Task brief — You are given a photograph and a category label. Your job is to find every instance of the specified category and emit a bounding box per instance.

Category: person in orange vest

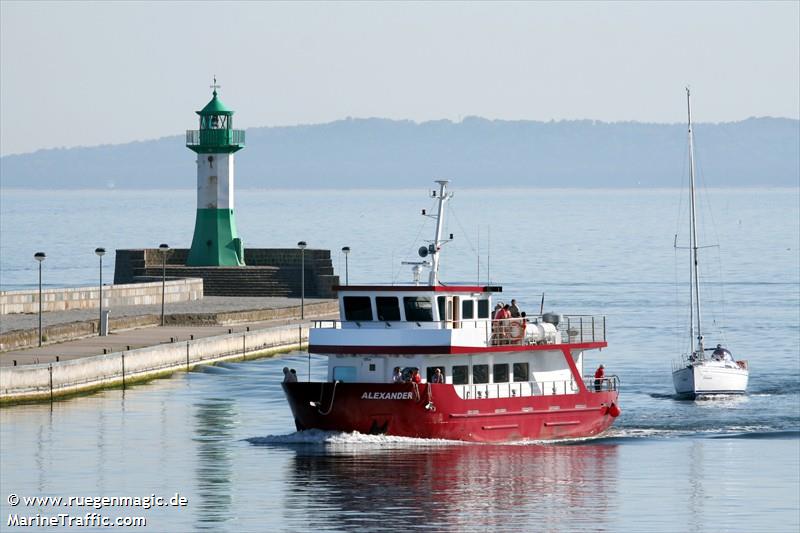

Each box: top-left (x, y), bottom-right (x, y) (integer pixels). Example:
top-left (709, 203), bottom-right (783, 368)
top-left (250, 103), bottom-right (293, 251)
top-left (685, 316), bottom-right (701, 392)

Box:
top-left (411, 368), bottom-right (422, 384)
top-left (594, 364), bottom-right (605, 392)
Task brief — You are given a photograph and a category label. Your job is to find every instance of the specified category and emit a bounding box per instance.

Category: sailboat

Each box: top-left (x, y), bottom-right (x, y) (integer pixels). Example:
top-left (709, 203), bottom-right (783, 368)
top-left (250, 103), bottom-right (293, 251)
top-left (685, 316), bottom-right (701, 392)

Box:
top-left (671, 88), bottom-right (749, 398)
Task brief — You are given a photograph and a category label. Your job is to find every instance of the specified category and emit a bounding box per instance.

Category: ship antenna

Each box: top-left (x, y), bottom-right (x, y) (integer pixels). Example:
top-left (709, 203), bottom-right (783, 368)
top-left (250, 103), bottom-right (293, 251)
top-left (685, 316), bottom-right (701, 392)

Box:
top-left (428, 180), bottom-right (453, 285)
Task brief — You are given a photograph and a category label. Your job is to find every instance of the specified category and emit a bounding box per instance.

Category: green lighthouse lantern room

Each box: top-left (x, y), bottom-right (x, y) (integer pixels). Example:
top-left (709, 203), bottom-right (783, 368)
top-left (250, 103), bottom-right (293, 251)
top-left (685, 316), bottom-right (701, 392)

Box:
top-left (186, 81), bottom-right (246, 266)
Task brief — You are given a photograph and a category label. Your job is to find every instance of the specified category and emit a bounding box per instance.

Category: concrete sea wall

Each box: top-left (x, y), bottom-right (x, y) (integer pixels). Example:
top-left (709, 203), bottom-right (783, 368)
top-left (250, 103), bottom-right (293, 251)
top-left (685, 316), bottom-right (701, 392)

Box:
top-left (0, 323), bottom-right (310, 404)
top-left (0, 278), bottom-right (203, 315)
top-left (114, 248), bottom-right (339, 298)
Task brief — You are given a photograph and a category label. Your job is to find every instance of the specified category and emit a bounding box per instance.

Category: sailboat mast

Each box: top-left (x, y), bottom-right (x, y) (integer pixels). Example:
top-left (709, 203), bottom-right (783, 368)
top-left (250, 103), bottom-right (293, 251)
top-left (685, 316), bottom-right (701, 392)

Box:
top-left (686, 88), bottom-right (704, 355)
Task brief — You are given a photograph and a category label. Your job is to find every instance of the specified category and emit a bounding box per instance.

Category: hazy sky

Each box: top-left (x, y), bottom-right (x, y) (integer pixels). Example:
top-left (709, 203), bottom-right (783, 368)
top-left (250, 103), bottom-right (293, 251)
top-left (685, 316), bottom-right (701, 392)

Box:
top-left (1, 1), bottom-right (798, 156)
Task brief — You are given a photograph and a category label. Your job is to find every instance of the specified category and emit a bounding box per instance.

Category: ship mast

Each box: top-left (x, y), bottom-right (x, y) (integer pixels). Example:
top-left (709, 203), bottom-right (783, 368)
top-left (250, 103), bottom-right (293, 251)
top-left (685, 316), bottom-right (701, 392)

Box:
top-left (429, 180), bottom-right (453, 285)
top-left (686, 88), bottom-right (704, 356)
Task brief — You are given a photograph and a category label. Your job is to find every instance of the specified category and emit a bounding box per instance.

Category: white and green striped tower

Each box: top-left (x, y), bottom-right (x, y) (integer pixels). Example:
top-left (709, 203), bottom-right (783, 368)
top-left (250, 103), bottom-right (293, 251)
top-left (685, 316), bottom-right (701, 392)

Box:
top-left (185, 80), bottom-right (246, 266)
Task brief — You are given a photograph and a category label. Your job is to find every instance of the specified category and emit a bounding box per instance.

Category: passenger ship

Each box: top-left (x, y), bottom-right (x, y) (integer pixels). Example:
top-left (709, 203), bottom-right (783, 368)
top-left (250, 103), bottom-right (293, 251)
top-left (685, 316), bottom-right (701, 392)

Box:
top-left (283, 181), bottom-right (620, 442)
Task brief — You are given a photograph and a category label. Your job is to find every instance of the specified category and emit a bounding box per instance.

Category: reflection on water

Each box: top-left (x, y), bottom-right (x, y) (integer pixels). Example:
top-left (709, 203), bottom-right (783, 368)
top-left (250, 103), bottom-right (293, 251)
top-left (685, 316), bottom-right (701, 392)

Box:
top-left (263, 442), bottom-right (619, 531)
top-left (687, 440), bottom-right (706, 532)
top-left (193, 398), bottom-right (237, 530)
top-left (1, 356), bottom-right (797, 532)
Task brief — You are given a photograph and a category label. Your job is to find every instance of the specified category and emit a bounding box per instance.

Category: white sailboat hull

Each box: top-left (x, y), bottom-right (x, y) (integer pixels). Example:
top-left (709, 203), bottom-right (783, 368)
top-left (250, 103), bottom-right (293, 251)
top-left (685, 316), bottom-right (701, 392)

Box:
top-left (672, 362), bottom-right (749, 397)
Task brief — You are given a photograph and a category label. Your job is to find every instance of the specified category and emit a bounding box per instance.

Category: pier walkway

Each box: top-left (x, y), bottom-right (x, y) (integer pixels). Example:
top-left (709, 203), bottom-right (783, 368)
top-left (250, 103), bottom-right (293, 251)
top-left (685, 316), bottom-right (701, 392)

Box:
top-left (1, 296), bottom-right (337, 367)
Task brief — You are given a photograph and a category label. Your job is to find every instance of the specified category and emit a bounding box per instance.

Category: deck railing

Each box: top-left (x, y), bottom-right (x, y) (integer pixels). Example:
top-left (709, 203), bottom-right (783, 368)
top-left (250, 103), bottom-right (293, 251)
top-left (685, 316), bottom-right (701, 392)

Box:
top-left (311, 315), bottom-right (606, 346)
top-left (453, 375), bottom-right (619, 400)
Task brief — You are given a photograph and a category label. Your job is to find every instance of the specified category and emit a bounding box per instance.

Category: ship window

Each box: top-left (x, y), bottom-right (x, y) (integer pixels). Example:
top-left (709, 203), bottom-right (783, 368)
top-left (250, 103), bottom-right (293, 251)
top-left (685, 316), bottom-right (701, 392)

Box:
top-left (477, 299), bottom-right (490, 319)
top-left (473, 364), bottom-right (489, 384)
top-left (376, 297), bottom-right (401, 321)
top-left (437, 296), bottom-right (446, 321)
top-left (462, 300), bottom-right (474, 319)
top-left (493, 363), bottom-right (509, 383)
top-left (513, 362), bottom-right (530, 382)
top-left (369, 364), bottom-right (376, 371)
top-left (333, 366), bottom-right (357, 382)
top-left (403, 297), bottom-right (433, 322)
top-left (343, 296), bottom-right (373, 321)
top-left (452, 365), bottom-right (468, 385)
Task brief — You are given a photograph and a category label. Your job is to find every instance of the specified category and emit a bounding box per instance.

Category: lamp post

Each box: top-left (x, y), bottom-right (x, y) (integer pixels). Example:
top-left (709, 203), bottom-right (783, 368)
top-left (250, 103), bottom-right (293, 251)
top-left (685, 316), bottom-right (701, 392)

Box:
top-left (297, 241), bottom-right (307, 320)
top-left (341, 246), bottom-right (350, 285)
top-left (159, 244), bottom-right (169, 326)
top-left (95, 247), bottom-right (106, 336)
top-left (34, 252), bottom-right (46, 346)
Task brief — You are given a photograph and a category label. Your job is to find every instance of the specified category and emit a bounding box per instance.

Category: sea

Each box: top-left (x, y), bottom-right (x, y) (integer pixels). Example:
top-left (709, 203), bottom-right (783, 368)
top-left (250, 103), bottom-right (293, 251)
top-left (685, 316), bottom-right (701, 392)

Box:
top-left (1, 187), bottom-right (799, 532)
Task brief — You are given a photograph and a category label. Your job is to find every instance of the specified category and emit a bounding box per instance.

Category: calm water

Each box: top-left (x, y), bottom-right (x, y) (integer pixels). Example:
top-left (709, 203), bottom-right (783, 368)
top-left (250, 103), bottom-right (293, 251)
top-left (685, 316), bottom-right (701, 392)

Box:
top-left (1, 188), bottom-right (799, 531)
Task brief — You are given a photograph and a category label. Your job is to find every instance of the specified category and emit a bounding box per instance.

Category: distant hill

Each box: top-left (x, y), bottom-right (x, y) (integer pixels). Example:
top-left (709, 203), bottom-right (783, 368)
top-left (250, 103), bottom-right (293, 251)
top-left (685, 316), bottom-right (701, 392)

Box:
top-left (1, 117), bottom-right (798, 188)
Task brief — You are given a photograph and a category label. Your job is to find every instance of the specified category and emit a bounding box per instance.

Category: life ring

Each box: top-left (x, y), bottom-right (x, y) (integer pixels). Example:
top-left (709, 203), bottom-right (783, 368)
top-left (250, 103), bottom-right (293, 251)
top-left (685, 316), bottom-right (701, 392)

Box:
top-left (509, 321), bottom-right (526, 342)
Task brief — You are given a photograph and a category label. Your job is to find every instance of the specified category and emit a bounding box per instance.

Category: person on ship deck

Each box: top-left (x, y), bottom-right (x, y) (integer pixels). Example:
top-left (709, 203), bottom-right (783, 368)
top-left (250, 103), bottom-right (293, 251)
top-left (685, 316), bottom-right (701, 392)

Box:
top-left (392, 367), bottom-right (403, 383)
top-left (411, 368), bottom-right (422, 384)
top-left (594, 364), bottom-right (605, 392)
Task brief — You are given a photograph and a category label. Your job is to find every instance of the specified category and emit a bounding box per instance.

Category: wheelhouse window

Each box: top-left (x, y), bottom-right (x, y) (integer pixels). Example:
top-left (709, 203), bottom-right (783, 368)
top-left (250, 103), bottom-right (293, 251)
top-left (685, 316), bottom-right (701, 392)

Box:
top-left (452, 365), bottom-right (469, 385)
top-left (462, 300), bottom-right (474, 320)
top-left (343, 296), bottom-right (373, 321)
top-left (403, 296), bottom-right (433, 322)
top-left (477, 299), bottom-right (490, 319)
top-left (493, 363), bottom-right (509, 383)
top-left (513, 362), bottom-right (530, 382)
top-left (473, 364), bottom-right (489, 384)
top-left (375, 297), bottom-right (401, 321)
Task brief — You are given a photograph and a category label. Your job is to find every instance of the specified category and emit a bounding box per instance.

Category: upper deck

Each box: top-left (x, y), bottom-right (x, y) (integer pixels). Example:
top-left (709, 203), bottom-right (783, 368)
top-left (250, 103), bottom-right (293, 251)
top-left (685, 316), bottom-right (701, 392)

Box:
top-left (309, 285), bottom-right (607, 354)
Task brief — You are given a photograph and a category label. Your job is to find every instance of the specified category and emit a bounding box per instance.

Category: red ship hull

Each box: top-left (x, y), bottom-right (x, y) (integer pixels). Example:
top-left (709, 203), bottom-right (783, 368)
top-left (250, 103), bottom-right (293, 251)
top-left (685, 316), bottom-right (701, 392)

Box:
top-left (283, 382), bottom-right (619, 442)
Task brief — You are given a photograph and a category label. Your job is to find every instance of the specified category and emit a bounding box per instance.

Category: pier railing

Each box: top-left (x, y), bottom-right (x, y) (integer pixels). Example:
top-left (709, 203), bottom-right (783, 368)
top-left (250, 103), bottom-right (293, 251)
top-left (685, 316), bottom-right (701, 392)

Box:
top-left (453, 375), bottom-right (619, 400)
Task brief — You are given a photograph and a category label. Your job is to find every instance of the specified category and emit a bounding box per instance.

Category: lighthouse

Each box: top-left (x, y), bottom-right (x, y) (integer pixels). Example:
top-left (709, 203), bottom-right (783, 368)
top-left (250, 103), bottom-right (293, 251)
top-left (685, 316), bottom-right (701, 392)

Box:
top-left (185, 80), bottom-right (246, 266)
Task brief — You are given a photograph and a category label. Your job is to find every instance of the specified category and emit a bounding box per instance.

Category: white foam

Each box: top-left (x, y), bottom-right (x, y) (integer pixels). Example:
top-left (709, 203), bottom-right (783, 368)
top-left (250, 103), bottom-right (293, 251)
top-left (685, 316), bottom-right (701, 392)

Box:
top-left (248, 430), bottom-right (465, 448)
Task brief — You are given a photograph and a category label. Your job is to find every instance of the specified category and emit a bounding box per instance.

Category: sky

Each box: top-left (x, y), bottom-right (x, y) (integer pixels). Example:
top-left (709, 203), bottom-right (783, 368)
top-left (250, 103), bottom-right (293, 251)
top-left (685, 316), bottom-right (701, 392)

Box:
top-left (1, 1), bottom-right (798, 156)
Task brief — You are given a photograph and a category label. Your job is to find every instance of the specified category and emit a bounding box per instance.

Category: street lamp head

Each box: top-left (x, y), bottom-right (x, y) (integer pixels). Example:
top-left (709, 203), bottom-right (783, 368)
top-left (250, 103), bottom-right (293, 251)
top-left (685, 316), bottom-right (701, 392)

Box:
top-left (342, 246), bottom-right (350, 255)
top-left (297, 241), bottom-right (307, 250)
top-left (159, 243), bottom-right (170, 251)
top-left (34, 252), bottom-right (46, 262)
top-left (95, 247), bottom-right (106, 257)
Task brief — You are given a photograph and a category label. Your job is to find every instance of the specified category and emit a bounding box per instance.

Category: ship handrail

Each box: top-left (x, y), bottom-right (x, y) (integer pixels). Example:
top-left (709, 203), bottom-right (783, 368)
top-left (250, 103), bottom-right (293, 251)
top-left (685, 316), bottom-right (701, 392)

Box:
top-left (453, 375), bottom-right (619, 400)
top-left (312, 314), bottom-right (607, 345)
